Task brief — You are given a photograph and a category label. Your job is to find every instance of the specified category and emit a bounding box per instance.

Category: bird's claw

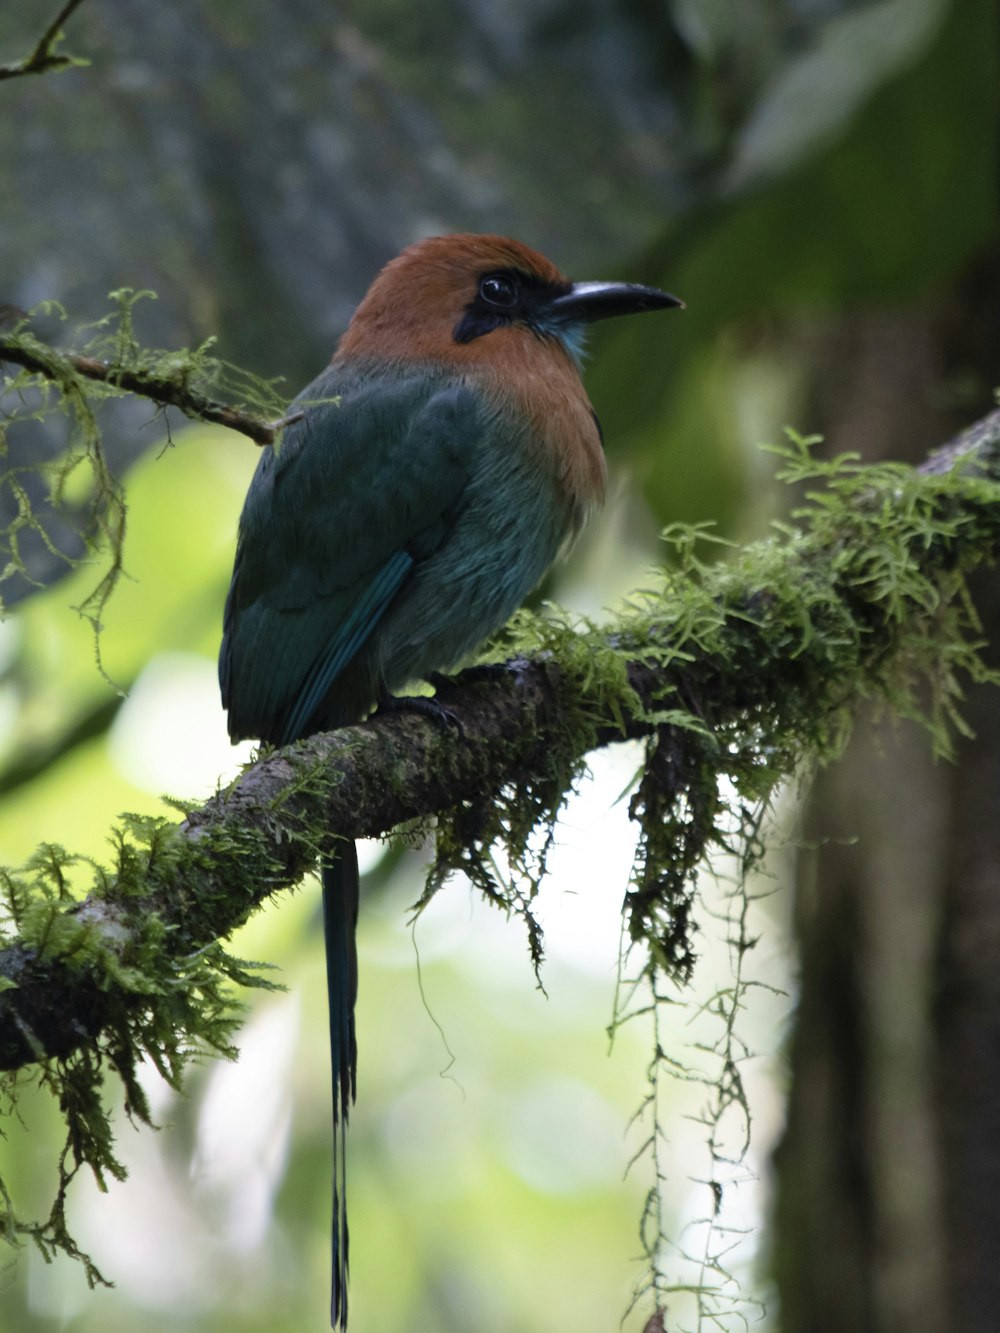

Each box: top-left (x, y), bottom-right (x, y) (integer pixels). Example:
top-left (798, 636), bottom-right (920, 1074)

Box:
top-left (376, 690), bottom-right (464, 736)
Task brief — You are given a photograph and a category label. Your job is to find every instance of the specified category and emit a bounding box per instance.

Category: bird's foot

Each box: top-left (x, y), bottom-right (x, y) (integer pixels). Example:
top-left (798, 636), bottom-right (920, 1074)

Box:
top-left (376, 689), bottom-right (463, 735)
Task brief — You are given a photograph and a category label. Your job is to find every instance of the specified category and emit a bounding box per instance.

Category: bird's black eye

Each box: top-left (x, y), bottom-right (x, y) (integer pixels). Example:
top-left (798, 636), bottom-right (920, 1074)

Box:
top-left (478, 274), bottom-right (518, 307)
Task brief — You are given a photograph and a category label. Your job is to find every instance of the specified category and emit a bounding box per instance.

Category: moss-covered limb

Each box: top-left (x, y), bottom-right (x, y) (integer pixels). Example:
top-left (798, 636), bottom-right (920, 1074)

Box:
top-left (1, 416), bottom-right (999, 1292)
top-left (2, 288), bottom-right (303, 770)
top-left (0, 289), bottom-right (290, 648)
top-left (921, 405), bottom-right (1000, 475)
top-left (0, 661), bottom-right (609, 1072)
top-left (0, 0), bottom-right (90, 81)
top-left (0, 328), bottom-right (294, 446)
top-left (2, 419), bottom-right (1000, 1079)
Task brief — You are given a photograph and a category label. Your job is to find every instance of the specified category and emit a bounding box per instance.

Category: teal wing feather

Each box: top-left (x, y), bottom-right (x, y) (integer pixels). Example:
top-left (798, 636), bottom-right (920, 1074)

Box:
top-left (219, 366), bottom-right (480, 742)
top-left (278, 547), bottom-right (414, 746)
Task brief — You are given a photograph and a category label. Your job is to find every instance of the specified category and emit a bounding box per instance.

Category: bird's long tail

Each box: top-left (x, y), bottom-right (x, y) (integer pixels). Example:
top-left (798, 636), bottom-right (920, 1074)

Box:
top-left (322, 842), bottom-right (360, 1329)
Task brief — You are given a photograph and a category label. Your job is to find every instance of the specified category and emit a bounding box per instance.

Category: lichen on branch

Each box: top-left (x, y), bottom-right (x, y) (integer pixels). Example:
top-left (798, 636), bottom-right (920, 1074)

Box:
top-left (0, 291), bottom-right (292, 651)
top-left (0, 294), bottom-right (293, 445)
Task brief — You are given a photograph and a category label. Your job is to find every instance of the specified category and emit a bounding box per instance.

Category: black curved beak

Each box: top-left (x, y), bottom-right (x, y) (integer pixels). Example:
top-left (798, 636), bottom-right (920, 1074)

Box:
top-left (546, 280), bottom-right (684, 325)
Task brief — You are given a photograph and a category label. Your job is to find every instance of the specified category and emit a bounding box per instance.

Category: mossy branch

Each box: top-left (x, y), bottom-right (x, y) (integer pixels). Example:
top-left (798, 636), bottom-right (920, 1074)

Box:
top-left (1, 404), bottom-right (999, 1287)
top-left (0, 324), bottom-right (296, 446)
top-left (1, 406), bottom-right (999, 1078)
top-left (0, 291), bottom-right (293, 659)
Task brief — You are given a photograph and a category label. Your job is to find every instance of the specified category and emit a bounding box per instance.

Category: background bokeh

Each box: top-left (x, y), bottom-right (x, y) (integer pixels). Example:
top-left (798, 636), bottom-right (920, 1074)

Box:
top-left (1, 2), bottom-right (998, 1330)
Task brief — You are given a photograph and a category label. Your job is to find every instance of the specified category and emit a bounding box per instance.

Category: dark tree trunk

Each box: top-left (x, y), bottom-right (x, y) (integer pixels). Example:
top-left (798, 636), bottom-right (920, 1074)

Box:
top-left (773, 251), bottom-right (1000, 1331)
top-left (935, 561), bottom-right (1000, 1329)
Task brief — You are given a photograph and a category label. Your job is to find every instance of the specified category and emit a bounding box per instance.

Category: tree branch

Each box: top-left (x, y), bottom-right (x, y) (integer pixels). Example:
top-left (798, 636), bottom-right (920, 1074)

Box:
top-left (0, 333), bottom-right (299, 445)
top-left (0, 408), bottom-right (999, 1073)
top-left (0, 0), bottom-right (90, 81)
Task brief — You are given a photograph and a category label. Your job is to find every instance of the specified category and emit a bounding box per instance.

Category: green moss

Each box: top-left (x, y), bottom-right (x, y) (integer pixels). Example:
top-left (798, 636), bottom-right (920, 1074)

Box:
top-left (423, 435), bottom-right (1000, 1006)
top-left (419, 431), bottom-right (1000, 1321)
top-left (0, 291), bottom-right (288, 672)
top-left (0, 821), bottom-right (282, 1277)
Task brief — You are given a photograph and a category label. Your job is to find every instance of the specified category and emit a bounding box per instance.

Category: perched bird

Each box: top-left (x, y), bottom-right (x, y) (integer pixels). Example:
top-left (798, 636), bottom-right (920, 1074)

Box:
top-left (219, 234), bottom-right (681, 1327)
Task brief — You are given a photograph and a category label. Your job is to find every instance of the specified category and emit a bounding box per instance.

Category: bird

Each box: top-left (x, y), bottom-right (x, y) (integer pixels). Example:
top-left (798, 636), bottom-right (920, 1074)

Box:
top-left (218, 233), bottom-right (682, 1327)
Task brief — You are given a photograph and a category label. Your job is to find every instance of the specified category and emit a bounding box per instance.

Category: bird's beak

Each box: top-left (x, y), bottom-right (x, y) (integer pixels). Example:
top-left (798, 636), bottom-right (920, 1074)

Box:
top-left (546, 280), bottom-right (684, 325)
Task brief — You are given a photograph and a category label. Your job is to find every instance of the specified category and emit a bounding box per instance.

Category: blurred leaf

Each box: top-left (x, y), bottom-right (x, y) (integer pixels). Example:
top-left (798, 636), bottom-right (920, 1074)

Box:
top-left (588, 0), bottom-right (998, 529)
top-left (725, 0), bottom-right (949, 192)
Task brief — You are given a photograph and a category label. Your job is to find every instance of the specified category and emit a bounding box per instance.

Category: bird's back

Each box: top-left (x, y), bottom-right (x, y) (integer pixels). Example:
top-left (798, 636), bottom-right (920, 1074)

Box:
top-left (220, 356), bottom-right (590, 743)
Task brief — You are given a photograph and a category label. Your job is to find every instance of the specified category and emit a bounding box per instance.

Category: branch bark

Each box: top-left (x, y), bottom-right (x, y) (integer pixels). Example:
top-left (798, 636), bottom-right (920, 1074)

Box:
top-left (0, 658), bottom-right (645, 1071)
top-left (0, 407), bottom-right (999, 1073)
top-left (0, 334), bottom-right (298, 445)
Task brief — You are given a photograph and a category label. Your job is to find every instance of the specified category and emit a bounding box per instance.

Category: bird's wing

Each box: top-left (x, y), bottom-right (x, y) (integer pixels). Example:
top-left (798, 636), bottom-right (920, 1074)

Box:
top-left (220, 368), bottom-right (480, 742)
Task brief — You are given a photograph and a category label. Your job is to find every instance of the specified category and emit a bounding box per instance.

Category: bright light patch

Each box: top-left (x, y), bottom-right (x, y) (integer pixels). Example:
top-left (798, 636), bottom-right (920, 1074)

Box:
top-left (109, 651), bottom-right (254, 796)
top-left (192, 994), bottom-right (299, 1252)
top-left (502, 1074), bottom-right (623, 1193)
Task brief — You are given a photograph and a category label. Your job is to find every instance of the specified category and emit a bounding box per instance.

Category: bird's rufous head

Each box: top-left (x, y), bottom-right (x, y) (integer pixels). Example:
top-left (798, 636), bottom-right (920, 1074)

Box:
top-left (334, 234), bottom-right (681, 370)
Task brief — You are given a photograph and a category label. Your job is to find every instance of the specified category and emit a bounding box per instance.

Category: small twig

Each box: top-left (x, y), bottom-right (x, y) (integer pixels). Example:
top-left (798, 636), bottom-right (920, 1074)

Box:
top-left (0, 0), bottom-right (90, 81)
top-left (0, 337), bottom-right (290, 446)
